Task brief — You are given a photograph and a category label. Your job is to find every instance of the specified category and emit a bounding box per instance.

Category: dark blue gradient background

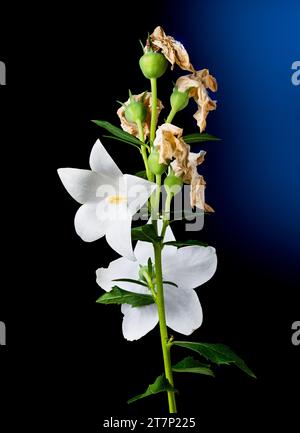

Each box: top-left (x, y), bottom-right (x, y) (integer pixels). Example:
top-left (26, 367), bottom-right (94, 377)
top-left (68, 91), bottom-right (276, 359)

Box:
top-left (168, 0), bottom-right (300, 276)
top-left (2, 2), bottom-right (298, 426)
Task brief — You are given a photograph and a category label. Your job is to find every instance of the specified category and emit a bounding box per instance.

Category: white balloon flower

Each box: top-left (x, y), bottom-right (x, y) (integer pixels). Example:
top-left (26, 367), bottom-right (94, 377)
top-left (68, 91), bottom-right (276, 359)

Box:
top-left (96, 223), bottom-right (217, 340)
top-left (58, 139), bottom-right (156, 260)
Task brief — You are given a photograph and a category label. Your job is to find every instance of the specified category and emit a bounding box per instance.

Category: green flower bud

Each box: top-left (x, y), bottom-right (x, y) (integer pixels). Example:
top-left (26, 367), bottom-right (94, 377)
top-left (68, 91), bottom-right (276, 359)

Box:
top-left (164, 174), bottom-right (183, 195)
top-left (148, 149), bottom-right (167, 175)
top-left (139, 52), bottom-right (168, 79)
top-left (124, 100), bottom-right (147, 124)
top-left (138, 265), bottom-right (149, 282)
top-left (170, 87), bottom-right (189, 113)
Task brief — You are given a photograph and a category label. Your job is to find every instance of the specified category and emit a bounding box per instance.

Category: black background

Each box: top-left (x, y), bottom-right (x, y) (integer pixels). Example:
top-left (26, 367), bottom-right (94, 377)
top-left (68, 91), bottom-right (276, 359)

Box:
top-left (1, 2), bottom-right (299, 432)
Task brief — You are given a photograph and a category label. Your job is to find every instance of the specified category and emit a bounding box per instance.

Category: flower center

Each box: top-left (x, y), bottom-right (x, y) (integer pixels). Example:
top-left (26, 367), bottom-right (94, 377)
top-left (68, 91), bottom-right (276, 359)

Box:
top-left (107, 195), bottom-right (127, 205)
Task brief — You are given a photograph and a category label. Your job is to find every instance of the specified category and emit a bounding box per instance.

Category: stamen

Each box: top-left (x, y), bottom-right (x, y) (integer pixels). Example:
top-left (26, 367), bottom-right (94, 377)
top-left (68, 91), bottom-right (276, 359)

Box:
top-left (107, 195), bottom-right (127, 205)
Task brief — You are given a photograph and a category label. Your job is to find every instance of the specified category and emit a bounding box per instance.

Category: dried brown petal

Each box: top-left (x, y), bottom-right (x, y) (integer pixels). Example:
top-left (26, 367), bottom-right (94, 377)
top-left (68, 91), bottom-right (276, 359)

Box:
top-left (176, 69), bottom-right (217, 132)
top-left (117, 92), bottom-right (163, 139)
top-left (172, 151), bottom-right (214, 211)
top-left (147, 26), bottom-right (194, 72)
top-left (190, 174), bottom-right (206, 209)
top-left (153, 123), bottom-right (190, 169)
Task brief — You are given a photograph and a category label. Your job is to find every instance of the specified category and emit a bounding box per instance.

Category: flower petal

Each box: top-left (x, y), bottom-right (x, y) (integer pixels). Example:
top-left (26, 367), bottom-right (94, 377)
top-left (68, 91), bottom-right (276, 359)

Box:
top-left (74, 202), bottom-right (108, 242)
top-left (124, 174), bottom-right (156, 216)
top-left (122, 304), bottom-right (158, 341)
top-left (134, 219), bottom-right (176, 265)
top-left (89, 139), bottom-right (123, 180)
top-left (96, 257), bottom-right (149, 294)
top-left (164, 285), bottom-right (203, 335)
top-left (163, 246), bottom-right (217, 290)
top-left (105, 214), bottom-right (135, 261)
top-left (57, 168), bottom-right (101, 204)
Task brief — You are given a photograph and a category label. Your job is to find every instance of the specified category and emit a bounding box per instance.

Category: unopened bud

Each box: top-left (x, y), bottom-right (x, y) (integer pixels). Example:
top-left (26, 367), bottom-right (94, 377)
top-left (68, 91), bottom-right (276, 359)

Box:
top-left (124, 91), bottom-right (147, 124)
top-left (139, 266), bottom-right (150, 282)
top-left (139, 52), bottom-right (168, 79)
top-left (148, 149), bottom-right (167, 175)
top-left (164, 173), bottom-right (183, 195)
top-left (170, 87), bottom-right (189, 113)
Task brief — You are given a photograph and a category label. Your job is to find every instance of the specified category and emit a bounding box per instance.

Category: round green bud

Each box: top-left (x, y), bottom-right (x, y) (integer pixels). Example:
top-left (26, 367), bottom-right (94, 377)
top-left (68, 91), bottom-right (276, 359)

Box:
top-left (148, 149), bottom-right (167, 175)
top-left (138, 266), bottom-right (149, 282)
top-left (139, 52), bottom-right (168, 79)
top-left (164, 174), bottom-right (183, 195)
top-left (170, 87), bottom-right (190, 112)
top-left (124, 100), bottom-right (147, 124)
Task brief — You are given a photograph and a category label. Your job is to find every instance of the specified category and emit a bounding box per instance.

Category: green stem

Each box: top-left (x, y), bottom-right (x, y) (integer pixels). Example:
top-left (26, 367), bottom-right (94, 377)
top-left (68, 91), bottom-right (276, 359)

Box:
top-left (150, 78), bottom-right (158, 145)
top-left (161, 192), bottom-right (173, 239)
top-left (166, 107), bottom-right (177, 124)
top-left (137, 119), bottom-right (153, 182)
top-left (154, 242), bottom-right (177, 413)
top-left (153, 174), bottom-right (161, 221)
top-left (152, 175), bottom-right (177, 413)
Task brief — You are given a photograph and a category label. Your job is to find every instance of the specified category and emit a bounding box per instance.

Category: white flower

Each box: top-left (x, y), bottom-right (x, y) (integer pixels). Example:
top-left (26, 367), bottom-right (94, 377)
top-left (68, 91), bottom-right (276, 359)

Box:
top-left (58, 139), bottom-right (156, 260)
top-left (96, 222), bottom-right (217, 340)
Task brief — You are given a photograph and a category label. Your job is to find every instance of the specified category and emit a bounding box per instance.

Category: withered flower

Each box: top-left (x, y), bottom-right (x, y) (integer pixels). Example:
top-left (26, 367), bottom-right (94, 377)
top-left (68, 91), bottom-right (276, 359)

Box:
top-left (176, 69), bottom-right (217, 132)
top-left (172, 151), bottom-right (214, 212)
top-left (146, 26), bottom-right (194, 72)
top-left (117, 92), bottom-right (163, 139)
top-left (153, 123), bottom-right (190, 170)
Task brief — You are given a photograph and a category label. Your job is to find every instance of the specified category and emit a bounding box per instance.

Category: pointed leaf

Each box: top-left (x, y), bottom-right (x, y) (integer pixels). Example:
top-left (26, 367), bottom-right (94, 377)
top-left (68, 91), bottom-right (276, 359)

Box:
top-left (164, 240), bottom-right (209, 248)
top-left (147, 257), bottom-right (153, 277)
top-left (172, 356), bottom-right (214, 377)
top-left (183, 133), bottom-right (221, 144)
top-left (127, 374), bottom-right (174, 404)
top-left (135, 170), bottom-right (148, 179)
top-left (112, 278), bottom-right (148, 287)
top-left (91, 120), bottom-right (143, 146)
top-left (172, 341), bottom-right (256, 378)
top-left (102, 134), bottom-right (141, 150)
top-left (162, 281), bottom-right (178, 288)
top-left (96, 286), bottom-right (154, 307)
top-left (131, 225), bottom-right (161, 243)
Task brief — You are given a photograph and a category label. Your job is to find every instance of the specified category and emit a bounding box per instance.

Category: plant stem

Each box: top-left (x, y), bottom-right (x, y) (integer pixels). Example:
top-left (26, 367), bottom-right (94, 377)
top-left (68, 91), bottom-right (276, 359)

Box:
top-left (149, 84), bottom-right (177, 412)
top-left (154, 241), bottom-right (177, 413)
top-left (153, 174), bottom-right (161, 220)
top-left (152, 175), bottom-right (177, 413)
top-left (137, 119), bottom-right (153, 182)
top-left (161, 192), bottom-right (173, 239)
top-left (150, 78), bottom-right (158, 145)
top-left (166, 107), bottom-right (177, 124)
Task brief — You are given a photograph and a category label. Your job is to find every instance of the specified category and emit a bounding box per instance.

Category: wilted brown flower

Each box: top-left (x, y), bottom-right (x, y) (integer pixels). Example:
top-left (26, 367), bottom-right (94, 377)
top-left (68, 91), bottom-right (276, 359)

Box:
top-left (172, 151), bottom-right (214, 212)
top-left (176, 69), bottom-right (217, 132)
top-left (117, 92), bottom-right (163, 139)
top-left (153, 123), bottom-right (190, 170)
top-left (146, 26), bottom-right (194, 72)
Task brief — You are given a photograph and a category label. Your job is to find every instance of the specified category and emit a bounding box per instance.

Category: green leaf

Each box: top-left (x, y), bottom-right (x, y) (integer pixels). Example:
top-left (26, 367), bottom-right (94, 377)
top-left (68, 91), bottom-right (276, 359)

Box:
top-left (102, 134), bottom-right (141, 150)
top-left (135, 170), bottom-right (148, 179)
top-left (112, 278), bottom-right (148, 287)
top-left (91, 120), bottom-right (143, 147)
top-left (96, 286), bottom-right (154, 307)
top-left (172, 356), bottom-right (215, 377)
top-left (172, 341), bottom-right (256, 378)
top-left (131, 225), bottom-right (162, 243)
top-left (162, 281), bottom-right (178, 288)
top-left (164, 240), bottom-right (209, 248)
top-left (147, 257), bottom-right (153, 277)
top-left (183, 133), bottom-right (221, 144)
top-left (127, 374), bottom-right (174, 404)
